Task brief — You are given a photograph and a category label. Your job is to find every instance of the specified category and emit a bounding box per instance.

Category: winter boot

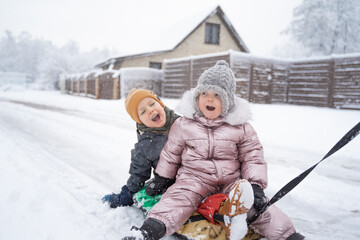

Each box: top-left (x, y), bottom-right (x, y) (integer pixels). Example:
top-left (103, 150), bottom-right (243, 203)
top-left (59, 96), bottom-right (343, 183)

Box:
top-left (286, 232), bottom-right (305, 240)
top-left (217, 179), bottom-right (254, 239)
top-left (122, 218), bottom-right (166, 240)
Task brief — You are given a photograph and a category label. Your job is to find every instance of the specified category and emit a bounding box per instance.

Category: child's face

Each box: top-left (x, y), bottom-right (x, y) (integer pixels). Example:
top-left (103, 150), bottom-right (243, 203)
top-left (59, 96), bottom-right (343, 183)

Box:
top-left (137, 97), bottom-right (166, 128)
top-left (198, 90), bottom-right (222, 119)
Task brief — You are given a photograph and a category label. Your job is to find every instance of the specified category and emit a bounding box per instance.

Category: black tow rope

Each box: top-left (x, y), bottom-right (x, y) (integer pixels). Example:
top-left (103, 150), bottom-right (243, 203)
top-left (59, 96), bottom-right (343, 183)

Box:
top-left (247, 121), bottom-right (360, 225)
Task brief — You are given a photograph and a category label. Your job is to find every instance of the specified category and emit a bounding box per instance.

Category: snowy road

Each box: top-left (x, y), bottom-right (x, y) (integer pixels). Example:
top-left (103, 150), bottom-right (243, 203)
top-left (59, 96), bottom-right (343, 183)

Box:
top-left (0, 90), bottom-right (359, 240)
top-left (0, 96), bottom-right (145, 240)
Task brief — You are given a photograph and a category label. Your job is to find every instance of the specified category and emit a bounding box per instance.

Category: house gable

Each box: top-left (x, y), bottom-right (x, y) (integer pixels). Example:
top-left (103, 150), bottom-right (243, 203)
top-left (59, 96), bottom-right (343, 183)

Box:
top-left (95, 6), bottom-right (249, 70)
top-left (172, 6), bottom-right (248, 53)
top-left (171, 13), bottom-right (243, 57)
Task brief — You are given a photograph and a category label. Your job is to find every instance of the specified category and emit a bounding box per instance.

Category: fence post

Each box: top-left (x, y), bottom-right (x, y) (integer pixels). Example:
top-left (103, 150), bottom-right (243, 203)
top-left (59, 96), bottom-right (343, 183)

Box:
top-left (85, 77), bottom-right (88, 97)
top-left (248, 64), bottom-right (254, 102)
top-left (285, 64), bottom-right (290, 103)
top-left (113, 77), bottom-right (120, 99)
top-left (95, 76), bottom-right (100, 99)
top-left (77, 80), bottom-right (80, 95)
top-left (119, 75), bottom-right (122, 99)
top-left (328, 59), bottom-right (335, 108)
top-left (188, 58), bottom-right (193, 90)
top-left (71, 80), bottom-right (74, 95)
top-left (267, 66), bottom-right (273, 104)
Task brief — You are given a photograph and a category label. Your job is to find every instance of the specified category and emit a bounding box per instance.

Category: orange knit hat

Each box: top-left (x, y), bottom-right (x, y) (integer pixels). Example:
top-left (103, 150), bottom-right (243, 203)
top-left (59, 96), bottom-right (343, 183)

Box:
top-left (125, 88), bottom-right (165, 124)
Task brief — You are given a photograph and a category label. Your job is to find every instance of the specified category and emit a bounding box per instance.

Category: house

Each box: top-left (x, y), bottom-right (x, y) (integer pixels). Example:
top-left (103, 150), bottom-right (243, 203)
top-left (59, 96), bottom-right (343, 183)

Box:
top-left (95, 6), bottom-right (249, 70)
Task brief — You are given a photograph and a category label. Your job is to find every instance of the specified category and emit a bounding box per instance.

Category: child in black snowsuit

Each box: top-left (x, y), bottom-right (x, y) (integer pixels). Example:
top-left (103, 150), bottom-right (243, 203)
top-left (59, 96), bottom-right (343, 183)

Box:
top-left (102, 89), bottom-right (179, 207)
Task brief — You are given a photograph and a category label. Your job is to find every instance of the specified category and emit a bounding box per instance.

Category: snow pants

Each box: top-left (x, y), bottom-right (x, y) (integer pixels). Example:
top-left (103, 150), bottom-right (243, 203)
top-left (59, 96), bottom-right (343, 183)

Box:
top-left (146, 172), bottom-right (296, 239)
top-left (249, 205), bottom-right (296, 240)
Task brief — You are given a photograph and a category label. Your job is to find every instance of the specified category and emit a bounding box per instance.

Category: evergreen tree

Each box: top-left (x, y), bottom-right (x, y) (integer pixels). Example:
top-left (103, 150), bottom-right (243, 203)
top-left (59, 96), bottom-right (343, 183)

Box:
top-left (285, 0), bottom-right (360, 56)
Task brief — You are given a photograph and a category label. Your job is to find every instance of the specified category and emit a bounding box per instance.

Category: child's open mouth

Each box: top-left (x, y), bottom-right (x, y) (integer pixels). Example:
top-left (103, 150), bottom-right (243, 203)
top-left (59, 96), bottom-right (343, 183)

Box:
top-left (151, 114), bottom-right (160, 122)
top-left (206, 106), bottom-right (215, 111)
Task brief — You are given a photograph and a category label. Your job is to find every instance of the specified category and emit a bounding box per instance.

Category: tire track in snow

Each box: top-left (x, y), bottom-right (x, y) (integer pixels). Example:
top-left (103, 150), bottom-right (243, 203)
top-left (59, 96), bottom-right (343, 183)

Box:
top-left (0, 97), bottom-right (133, 129)
top-left (0, 100), bottom-right (132, 188)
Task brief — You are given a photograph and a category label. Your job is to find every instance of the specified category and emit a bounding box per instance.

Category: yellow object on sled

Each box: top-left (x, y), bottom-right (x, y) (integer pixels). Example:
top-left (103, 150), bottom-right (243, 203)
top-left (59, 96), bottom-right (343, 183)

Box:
top-left (175, 212), bottom-right (262, 240)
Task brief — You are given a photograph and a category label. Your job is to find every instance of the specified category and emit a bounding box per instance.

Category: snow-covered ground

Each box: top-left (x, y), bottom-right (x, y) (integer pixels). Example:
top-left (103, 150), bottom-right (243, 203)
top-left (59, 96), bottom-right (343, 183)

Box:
top-left (0, 89), bottom-right (359, 240)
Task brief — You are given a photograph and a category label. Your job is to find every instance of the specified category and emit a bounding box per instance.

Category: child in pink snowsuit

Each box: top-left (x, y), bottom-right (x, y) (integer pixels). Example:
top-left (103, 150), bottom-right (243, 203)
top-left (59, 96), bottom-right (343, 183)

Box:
top-left (124, 61), bottom-right (304, 240)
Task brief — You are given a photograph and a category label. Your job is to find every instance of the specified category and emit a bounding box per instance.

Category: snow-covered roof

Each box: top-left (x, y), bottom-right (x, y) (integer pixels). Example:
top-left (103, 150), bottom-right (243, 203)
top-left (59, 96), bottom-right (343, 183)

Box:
top-left (163, 50), bottom-right (289, 65)
top-left (95, 5), bottom-right (249, 69)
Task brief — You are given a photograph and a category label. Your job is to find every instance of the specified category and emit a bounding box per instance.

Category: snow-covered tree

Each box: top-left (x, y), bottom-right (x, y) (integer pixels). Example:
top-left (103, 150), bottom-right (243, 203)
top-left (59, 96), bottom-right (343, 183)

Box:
top-left (0, 30), bottom-right (115, 89)
top-left (0, 31), bottom-right (19, 72)
top-left (284, 0), bottom-right (360, 56)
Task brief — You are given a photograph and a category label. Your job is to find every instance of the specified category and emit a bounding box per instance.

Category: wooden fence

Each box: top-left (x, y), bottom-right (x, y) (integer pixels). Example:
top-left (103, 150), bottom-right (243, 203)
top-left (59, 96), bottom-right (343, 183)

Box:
top-left (62, 51), bottom-right (360, 109)
top-left (64, 68), bottom-right (162, 100)
top-left (162, 51), bottom-right (360, 109)
top-left (65, 71), bottom-right (120, 99)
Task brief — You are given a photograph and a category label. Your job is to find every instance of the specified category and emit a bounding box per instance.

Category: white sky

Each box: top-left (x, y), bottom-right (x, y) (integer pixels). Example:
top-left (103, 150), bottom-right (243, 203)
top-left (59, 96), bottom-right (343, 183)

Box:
top-left (0, 0), bottom-right (302, 57)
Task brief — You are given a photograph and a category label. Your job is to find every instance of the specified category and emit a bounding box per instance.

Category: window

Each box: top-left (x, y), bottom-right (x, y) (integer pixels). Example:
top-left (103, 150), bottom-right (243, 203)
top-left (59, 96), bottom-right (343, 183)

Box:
top-left (205, 23), bottom-right (220, 44)
top-left (149, 62), bottom-right (162, 69)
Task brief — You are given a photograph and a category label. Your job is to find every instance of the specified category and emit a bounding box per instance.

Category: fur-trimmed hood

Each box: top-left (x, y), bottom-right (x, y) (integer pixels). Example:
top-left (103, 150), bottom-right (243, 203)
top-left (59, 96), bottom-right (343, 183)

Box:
top-left (175, 90), bottom-right (252, 126)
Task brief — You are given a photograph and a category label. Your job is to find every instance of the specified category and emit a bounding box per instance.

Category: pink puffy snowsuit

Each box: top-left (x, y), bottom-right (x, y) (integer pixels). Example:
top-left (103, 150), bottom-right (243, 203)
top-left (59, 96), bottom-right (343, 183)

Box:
top-left (147, 92), bottom-right (296, 240)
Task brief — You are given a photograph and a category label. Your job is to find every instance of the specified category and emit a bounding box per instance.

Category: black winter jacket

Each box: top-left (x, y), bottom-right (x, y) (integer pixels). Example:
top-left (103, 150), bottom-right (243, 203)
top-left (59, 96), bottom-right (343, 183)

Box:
top-left (126, 130), bottom-right (169, 193)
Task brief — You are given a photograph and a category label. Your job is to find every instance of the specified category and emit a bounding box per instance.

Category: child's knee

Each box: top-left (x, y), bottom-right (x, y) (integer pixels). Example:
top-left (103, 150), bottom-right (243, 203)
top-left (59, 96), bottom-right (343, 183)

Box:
top-left (250, 205), bottom-right (296, 240)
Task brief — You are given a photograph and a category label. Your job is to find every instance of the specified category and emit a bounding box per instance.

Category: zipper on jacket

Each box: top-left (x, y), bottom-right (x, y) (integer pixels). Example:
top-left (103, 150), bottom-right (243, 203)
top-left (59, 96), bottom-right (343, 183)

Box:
top-left (207, 127), bottom-right (214, 160)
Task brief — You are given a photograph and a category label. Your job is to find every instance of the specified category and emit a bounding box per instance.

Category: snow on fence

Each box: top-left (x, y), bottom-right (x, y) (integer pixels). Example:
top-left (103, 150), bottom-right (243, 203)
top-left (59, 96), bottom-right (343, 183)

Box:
top-left (64, 68), bottom-right (163, 100)
top-left (163, 51), bottom-right (360, 109)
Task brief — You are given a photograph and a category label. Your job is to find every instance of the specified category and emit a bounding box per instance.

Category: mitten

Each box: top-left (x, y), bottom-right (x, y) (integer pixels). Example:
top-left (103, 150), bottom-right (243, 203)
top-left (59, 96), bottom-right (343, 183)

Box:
top-left (146, 173), bottom-right (175, 196)
top-left (251, 184), bottom-right (267, 211)
top-left (102, 193), bottom-right (121, 208)
top-left (119, 185), bottom-right (134, 206)
top-left (102, 185), bottom-right (134, 208)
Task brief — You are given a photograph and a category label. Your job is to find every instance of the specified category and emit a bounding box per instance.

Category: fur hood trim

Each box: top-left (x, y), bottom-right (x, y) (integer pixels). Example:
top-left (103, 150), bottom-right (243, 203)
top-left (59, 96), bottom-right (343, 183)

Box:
top-left (175, 90), bottom-right (252, 125)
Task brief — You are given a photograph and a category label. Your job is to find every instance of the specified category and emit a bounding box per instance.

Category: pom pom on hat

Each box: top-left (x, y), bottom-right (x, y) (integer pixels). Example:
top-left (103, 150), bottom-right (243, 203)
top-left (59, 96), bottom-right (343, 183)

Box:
top-left (125, 88), bottom-right (165, 124)
top-left (193, 60), bottom-right (236, 115)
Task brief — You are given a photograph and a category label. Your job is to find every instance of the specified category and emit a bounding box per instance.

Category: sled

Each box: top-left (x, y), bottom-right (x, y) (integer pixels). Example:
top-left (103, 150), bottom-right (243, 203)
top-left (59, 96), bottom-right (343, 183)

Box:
top-left (174, 211), bottom-right (262, 240)
top-left (133, 184), bottom-right (263, 240)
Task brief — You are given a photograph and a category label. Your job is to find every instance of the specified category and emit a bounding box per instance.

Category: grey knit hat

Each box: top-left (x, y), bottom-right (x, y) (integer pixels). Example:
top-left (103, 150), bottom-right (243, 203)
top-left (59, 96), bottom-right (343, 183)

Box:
top-left (193, 60), bottom-right (236, 116)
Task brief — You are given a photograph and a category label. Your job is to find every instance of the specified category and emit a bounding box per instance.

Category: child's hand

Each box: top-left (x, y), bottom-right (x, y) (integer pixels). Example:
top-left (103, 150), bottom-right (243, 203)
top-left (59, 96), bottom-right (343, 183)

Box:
top-left (102, 185), bottom-right (134, 208)
top-left (102, 193), bottom-right (121, 208)
top-left (146, 173), bottom-right (175, 196)
top-left (251, 184), bottom-right (267, 211)
top-left (102, 194), bottom-right (113, 203)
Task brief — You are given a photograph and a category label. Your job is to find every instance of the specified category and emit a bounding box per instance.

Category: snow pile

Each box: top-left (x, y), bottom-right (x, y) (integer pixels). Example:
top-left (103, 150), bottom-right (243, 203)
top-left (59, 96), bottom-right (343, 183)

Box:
top-left (120, 68), bottom-right (163, 97)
